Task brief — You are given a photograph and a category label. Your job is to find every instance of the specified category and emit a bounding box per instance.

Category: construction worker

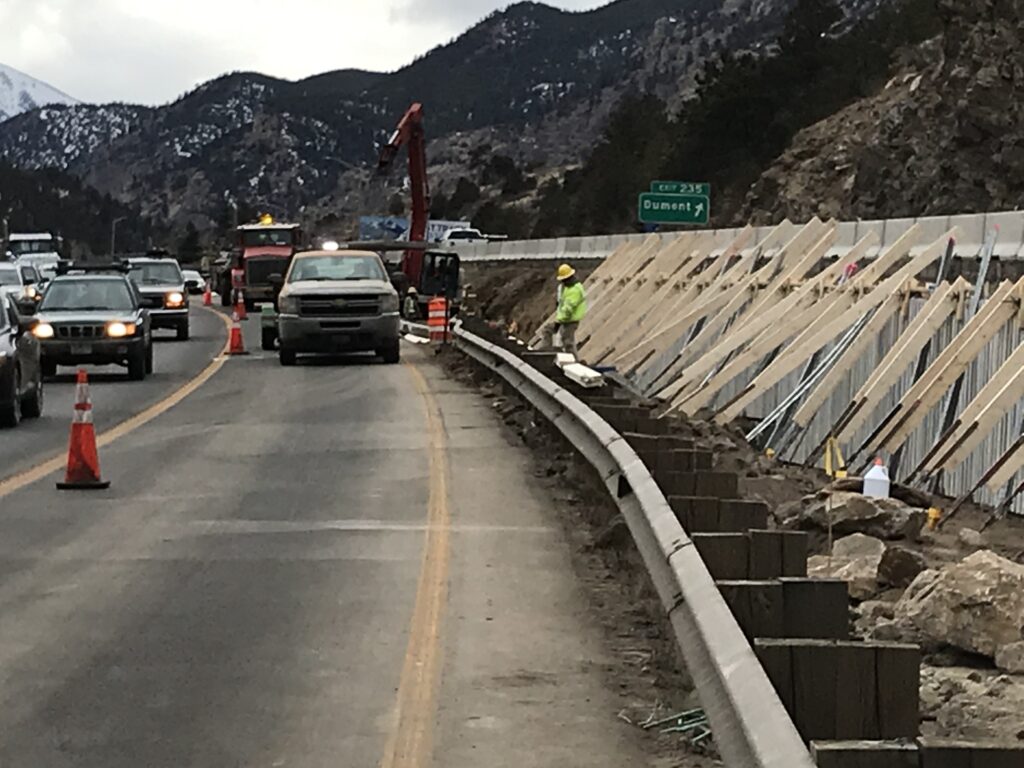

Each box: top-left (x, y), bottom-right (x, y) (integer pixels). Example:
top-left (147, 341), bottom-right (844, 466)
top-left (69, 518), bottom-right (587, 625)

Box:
top-left (403, 286), bottom-right (419, 319)
top-left (551, 263), bottom-right (587, 356)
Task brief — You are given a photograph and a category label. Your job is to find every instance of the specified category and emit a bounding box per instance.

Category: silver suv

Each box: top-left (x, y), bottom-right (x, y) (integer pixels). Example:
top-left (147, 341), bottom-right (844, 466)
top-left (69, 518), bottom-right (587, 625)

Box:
top-left (126, 257), bottom-right (190, 340)
top-left (275, 249), bottom-right (401, 366)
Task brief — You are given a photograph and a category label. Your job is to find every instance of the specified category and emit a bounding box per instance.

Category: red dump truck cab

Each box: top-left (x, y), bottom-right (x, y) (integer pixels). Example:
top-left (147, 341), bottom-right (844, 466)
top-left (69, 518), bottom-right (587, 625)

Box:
top-left (219, 216), bottom-right (304, 309)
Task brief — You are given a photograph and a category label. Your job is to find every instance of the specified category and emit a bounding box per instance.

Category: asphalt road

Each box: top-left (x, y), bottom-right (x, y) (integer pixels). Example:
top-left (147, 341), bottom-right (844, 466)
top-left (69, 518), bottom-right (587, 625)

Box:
top-left (0, 317), bottom-right (652, 767)
top-left (0, 303), bottom-right (228, 482)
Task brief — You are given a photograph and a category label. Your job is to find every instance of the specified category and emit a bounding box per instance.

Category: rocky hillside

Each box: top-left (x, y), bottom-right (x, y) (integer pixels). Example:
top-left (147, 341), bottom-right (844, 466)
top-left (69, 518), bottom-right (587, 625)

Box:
top-left (743, 0), bottom-right (1024, 222)
top-left (0, 0), bottom-right (885, 235)
top-left (0, 161), bottom-right (150, 257)
top-left (0, 63), bottom-right (78, 122)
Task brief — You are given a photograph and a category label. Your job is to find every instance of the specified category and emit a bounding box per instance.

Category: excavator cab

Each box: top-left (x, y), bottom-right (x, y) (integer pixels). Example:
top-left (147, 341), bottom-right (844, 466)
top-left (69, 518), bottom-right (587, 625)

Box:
top-left (420, 250), bottom-right (460, 303)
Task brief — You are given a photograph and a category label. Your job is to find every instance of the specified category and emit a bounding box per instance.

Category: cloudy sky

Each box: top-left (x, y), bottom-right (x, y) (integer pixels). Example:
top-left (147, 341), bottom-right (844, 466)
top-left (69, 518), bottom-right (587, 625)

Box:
top-left (0, 0), bottom-right (606, 105)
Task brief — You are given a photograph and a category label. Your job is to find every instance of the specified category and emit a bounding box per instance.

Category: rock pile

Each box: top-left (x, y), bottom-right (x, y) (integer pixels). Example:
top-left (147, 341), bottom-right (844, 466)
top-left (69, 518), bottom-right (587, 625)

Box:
top-left (882, 551), bottom-right (1024, 673)
top-left (778, 491), bottom-right (927, 540)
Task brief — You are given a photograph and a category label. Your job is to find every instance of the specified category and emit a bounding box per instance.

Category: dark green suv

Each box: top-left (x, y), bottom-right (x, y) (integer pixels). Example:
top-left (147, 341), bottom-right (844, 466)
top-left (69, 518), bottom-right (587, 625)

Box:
top-left (32, 269), bottom-right (153, 380)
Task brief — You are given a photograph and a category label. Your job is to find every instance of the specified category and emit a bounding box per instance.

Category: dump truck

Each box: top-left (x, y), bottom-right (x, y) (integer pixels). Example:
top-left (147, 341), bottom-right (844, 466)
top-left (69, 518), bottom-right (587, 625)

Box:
top-left (215, 214), bottom-right (304, 309)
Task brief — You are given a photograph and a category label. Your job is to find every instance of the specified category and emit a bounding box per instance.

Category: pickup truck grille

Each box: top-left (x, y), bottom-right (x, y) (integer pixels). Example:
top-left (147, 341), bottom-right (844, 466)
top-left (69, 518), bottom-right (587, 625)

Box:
top-left (299, 294), bottom-right (381, 317)
top-left (139, 295), bottom-right (163, 309)
top-left (55, 324), bottom-right (107, 339)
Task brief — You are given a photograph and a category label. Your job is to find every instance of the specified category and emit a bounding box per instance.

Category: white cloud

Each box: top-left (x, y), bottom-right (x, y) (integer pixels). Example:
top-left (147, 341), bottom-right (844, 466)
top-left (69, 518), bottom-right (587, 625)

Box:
top-left (0, 0), bottom-right (605, 105)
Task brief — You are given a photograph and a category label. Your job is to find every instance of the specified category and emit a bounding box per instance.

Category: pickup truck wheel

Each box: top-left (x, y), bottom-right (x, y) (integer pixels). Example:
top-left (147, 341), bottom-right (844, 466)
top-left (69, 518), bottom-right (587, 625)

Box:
top-left (279, 348), bottom-right (297, 366)
top-left (261, 328), bottom-right (276, 351)
top-left (176, 321), bottom-right (190, 341)
top-left (379, 340), bottom-right (401, 365)
top-left (41, 358), bottom-right (57, 378)
top-left (145, 342), bottom-right (154, 374)
top-left (128, 346), bottom-right (147, 381)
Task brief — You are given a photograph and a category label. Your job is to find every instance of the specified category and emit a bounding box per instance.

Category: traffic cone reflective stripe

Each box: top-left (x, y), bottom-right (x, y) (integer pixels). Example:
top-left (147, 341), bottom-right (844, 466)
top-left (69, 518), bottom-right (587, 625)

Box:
top-left (228, 317), bottom-right (248, 355)
top-left (57, 369), bottom-right (110, 490)
top-left (235, 290), bottom-right (248, 321)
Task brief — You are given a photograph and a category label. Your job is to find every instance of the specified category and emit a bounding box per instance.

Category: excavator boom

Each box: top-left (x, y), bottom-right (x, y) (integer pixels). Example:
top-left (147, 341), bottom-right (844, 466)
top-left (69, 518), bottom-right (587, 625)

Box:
top-left (377, 103), bottom-right (430, 284)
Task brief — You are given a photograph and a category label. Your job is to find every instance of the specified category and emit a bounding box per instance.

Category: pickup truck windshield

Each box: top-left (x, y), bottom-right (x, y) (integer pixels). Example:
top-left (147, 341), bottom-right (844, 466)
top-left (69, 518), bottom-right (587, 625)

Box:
top-left (41, 279), bottom-right (135, 311)
top-left (289, 255), bottom-right (386, 283)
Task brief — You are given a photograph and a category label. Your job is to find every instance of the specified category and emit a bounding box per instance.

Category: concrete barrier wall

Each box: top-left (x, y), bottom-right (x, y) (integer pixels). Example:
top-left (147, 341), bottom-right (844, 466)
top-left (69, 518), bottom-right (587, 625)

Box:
top-left (456, 209), bottom-right (1024, 262)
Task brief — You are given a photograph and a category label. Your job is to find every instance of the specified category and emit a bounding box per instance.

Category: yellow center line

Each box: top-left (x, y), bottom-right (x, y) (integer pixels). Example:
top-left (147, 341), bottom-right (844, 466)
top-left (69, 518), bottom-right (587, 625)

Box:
top-left (379, 362), bottom-right (451, 768)
top-left (0, 308), bottom-right (234, 499)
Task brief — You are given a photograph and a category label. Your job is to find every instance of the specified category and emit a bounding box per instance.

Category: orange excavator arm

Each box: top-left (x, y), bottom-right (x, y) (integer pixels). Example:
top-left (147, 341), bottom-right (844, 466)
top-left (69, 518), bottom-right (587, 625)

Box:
top-left (377, 103), bottom-right (431, 286)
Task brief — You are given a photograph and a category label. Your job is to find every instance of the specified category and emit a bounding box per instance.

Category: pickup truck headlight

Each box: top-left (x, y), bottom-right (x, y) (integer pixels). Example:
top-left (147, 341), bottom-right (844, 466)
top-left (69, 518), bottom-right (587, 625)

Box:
top-left (380, 293), bottom-right (400, 313)
top-left (165, 291), bottom-right (186, 308)
top-left (278, 294), bottom-right (299, 314)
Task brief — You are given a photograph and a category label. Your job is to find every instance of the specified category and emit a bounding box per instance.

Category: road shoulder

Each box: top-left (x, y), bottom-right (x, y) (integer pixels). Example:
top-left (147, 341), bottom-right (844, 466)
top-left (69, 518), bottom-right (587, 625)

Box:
top-left (416, 357), bottom-right (661, 768)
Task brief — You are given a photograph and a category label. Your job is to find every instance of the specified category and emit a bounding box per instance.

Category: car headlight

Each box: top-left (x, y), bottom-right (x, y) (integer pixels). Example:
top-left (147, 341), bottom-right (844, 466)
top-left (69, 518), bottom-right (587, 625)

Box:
top-left (32, 323), bottom-right (55, 339)
top-left (278, 294), bottom-right (299, 314)
top-left (22, 286), bottom-right (38, 300)
top-left (165, 291), bottom-right (186, 308)
top-left (381, 292), bottom-right (400, 313)
top-left (106, 322), bottom-right (137, 338)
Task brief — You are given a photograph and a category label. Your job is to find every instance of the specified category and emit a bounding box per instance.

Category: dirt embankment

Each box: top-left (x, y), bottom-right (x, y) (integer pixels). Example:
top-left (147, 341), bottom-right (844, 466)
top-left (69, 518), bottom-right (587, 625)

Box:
top-left (461, 260), bottom-right (601, 339)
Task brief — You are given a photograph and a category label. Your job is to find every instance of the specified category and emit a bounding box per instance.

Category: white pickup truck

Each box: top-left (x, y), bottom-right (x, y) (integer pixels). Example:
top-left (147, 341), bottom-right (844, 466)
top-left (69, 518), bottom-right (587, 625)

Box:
top-left (438, 227), bottom-right (507, 248)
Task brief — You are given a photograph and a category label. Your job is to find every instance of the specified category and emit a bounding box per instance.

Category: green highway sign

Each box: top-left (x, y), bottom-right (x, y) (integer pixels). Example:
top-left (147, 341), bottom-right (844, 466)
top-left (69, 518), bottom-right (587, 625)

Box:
top-left (638, 192), bottom-right (710, 225)
top-left (651, 180), bottom-right (710, 196)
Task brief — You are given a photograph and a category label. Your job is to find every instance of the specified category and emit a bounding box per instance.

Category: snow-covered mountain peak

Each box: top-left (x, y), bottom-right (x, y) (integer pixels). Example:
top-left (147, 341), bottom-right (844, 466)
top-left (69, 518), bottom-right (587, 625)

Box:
top-left (0, 63), bottom-right (79, 122)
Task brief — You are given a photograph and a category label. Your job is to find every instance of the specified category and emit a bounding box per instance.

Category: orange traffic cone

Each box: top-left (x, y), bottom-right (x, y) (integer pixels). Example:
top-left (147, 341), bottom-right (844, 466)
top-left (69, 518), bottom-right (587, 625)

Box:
top-left (234, 290), bottom-right (248, 321)
top-left (202, 283), bottom-right (213, 306)
top-left (228, 315), bottom-right (248, 356)
top-left (57, 369), bottom-right (110, 490)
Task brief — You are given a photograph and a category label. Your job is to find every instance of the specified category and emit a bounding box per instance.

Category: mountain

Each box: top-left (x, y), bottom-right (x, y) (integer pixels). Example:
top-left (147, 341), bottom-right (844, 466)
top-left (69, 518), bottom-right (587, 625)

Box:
top-left (0, 63), bottom-right (78, 122)
top-left (742, 0), bottom-right (1024, 223)
top-left (0, 161), bottom-right (150, 257)
top-left (0, 0), bottom-right (886, 235)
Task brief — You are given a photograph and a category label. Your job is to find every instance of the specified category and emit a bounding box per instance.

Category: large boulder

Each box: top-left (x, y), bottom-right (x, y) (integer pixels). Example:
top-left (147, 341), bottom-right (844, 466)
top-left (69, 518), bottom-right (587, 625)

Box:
top-left (833, 532), bottom-right (887, 559)
top-left (894, 551), bottom-right (1024, 665)
top-left (784, 492), bottom-right (927, 540)
top-left (808, 533), bottom-right (886, 600)
top-left (878, 545), bottom-right (928, 589)
top-left (996, 641), bottom-right (1024, 675)
top-left (958, 527), bottom-right (986, 550)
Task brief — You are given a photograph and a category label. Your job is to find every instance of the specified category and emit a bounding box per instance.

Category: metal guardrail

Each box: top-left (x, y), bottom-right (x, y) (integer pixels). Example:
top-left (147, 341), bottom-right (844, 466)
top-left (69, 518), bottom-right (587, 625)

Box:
top-left (452, 325), bottom-right (815, 768)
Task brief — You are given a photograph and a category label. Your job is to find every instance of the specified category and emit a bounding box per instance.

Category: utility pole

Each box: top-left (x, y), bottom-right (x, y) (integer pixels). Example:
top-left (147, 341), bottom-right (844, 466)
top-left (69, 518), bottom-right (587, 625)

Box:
top-left (111, 216), bottom-right (127, 257)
